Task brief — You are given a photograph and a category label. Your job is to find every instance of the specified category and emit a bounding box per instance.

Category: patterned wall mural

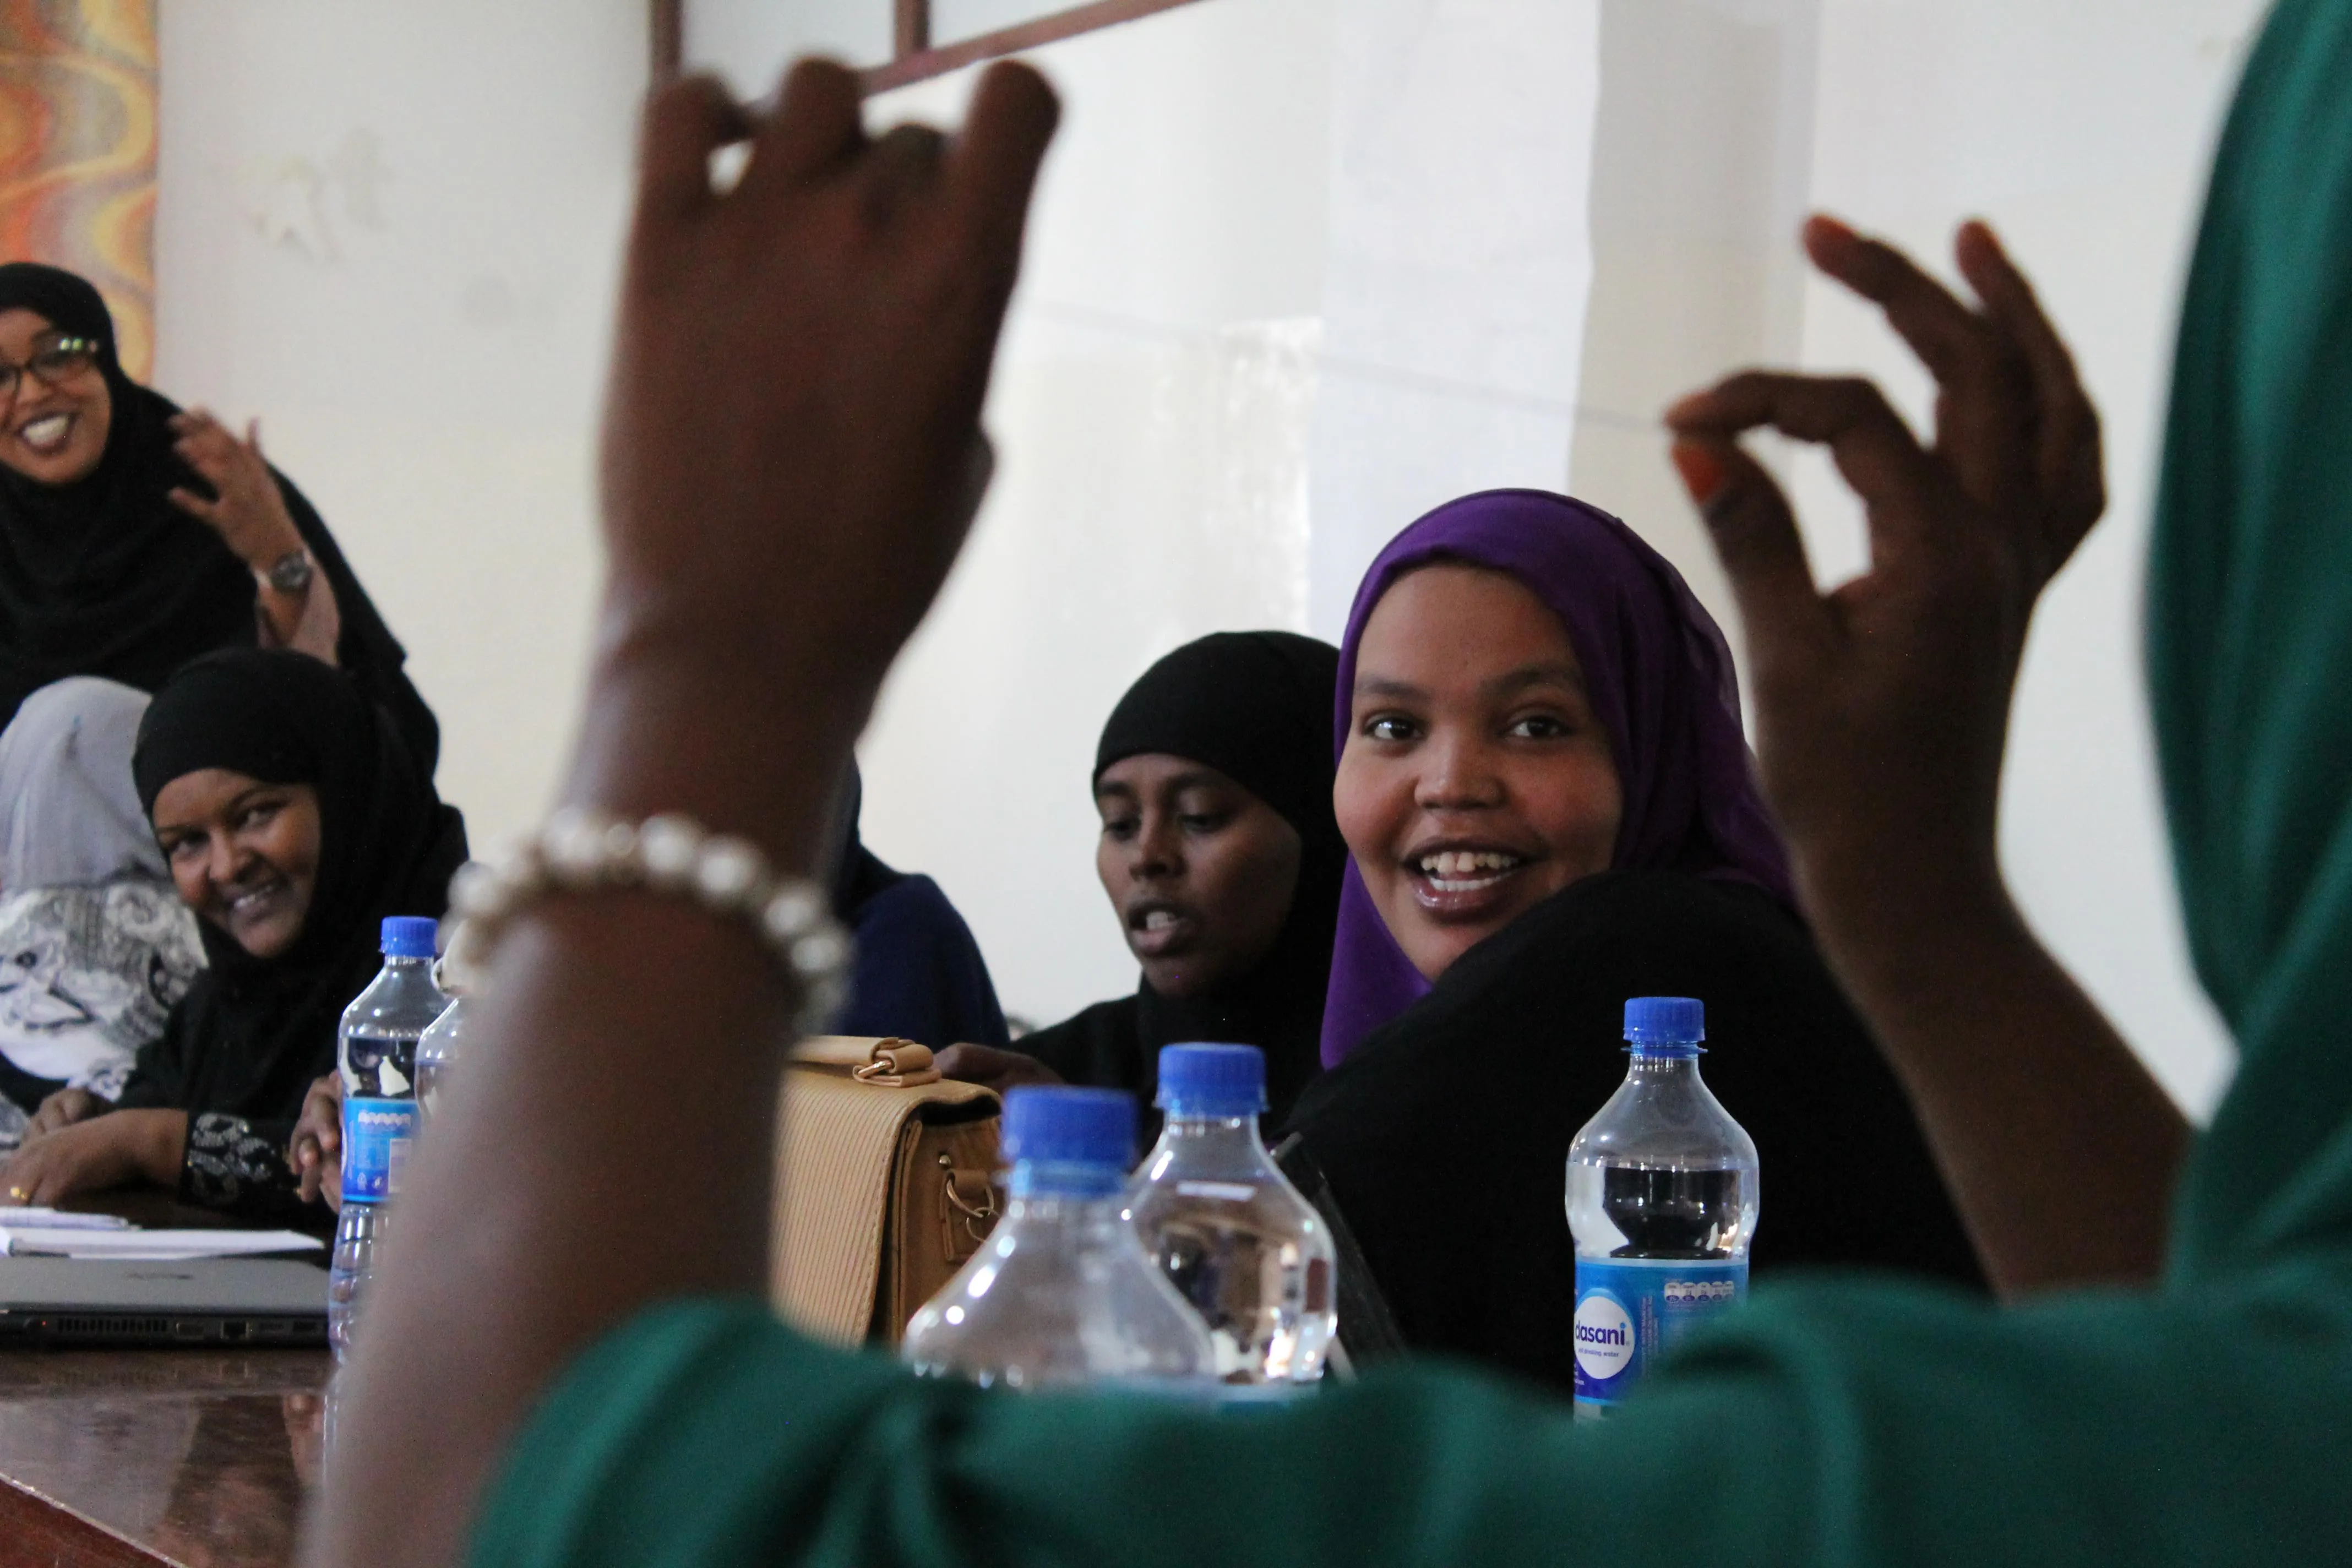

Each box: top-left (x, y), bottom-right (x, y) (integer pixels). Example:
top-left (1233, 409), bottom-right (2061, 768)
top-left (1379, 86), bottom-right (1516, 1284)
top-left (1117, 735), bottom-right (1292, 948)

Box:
top-left (0, 0), bottom-right (156, 378)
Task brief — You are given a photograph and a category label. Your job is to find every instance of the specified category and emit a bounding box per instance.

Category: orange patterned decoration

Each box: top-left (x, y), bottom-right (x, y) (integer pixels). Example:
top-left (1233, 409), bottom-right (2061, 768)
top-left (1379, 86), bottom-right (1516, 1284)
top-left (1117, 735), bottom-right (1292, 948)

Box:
top-left (0, 0), bottom-right (154, 379)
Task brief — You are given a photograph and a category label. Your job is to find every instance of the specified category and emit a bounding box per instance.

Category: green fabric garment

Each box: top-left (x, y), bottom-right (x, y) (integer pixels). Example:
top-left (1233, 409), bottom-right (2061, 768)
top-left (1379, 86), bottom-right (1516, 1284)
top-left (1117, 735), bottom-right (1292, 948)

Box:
top-left (2150, 0), bottom-right (2352, 1277)
top-left (473, 3), bottom-right (2352, 1564)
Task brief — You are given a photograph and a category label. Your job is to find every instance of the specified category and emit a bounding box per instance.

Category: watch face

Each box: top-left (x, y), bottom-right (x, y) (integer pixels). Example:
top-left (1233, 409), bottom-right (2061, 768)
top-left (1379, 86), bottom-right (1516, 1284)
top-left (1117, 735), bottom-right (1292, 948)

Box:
top-left (269, 551), bottom-right (314, 592)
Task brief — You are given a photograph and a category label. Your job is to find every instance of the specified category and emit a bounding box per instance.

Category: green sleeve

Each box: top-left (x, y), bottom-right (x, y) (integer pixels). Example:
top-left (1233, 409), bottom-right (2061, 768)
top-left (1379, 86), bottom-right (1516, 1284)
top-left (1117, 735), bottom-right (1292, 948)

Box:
top-left (467, 1296), bottom-right (1809, 1568)
top-left (471, 1251), bottom-right (2352, 1568)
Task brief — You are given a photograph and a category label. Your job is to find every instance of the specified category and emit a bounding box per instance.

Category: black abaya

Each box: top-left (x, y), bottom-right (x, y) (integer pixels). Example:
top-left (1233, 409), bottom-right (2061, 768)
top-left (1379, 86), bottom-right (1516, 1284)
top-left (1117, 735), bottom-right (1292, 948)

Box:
top-left (1281, 869), bottom-right (1989, 1394)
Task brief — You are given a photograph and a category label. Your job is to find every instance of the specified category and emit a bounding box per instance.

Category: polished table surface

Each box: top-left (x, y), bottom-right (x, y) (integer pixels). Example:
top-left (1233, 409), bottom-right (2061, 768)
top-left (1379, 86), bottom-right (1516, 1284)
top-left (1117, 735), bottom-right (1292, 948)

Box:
top-left (0, 1191), bottom-right (330, 1567)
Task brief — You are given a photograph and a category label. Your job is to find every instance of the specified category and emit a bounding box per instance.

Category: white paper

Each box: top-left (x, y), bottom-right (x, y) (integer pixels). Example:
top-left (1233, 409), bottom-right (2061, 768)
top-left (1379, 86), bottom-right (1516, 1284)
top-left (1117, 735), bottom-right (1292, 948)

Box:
top-left (0, 1227), bottom-right (322, 1260)
top-left (0, 1206), bottom-right (135, 1231)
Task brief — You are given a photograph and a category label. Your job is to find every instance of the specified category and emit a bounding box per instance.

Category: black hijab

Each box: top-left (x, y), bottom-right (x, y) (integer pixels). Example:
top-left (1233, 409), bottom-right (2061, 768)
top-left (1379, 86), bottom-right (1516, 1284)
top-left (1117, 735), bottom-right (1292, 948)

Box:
top-left (1021, 631), bottom-right (1345, 1125)
top-left (117, 649), bottom-right (466, 1129)
top-left (0, 263), bottom-right (438, 768)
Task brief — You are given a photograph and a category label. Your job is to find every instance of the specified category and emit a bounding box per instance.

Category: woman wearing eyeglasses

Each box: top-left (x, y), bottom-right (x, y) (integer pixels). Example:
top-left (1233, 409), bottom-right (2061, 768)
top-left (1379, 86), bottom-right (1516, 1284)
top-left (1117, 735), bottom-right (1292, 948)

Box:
top-left (0, 263), bottom-right (436, 770)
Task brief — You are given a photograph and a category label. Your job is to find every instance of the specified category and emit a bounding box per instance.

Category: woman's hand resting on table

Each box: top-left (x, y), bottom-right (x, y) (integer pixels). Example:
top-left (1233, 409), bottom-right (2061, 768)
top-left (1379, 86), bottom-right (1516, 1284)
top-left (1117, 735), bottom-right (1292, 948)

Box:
top-left (0, 1108), bottom-right (187, 1206)
top-left (288, 1072), bottom-right (344, 1211)
top-left (28, 1085), bottom-right (107, 1138)
top-left (934, 1043), bottom-right (1064, 1093)
top-left (1665, 216), bottom-right (2186, 1294)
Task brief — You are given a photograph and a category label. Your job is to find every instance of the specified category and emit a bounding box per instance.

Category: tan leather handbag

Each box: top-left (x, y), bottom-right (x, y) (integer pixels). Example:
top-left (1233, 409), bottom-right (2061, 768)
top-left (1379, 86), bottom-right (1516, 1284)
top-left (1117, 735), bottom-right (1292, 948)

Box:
top-left (769, 1037), bottom-right (1001, 1347)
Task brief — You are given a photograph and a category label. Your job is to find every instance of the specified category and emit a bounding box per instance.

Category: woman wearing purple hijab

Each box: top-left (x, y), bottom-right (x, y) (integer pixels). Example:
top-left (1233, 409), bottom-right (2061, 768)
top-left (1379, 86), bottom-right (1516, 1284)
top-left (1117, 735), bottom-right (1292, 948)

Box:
top-left (1280, 488), bottom-right (1985, 1391)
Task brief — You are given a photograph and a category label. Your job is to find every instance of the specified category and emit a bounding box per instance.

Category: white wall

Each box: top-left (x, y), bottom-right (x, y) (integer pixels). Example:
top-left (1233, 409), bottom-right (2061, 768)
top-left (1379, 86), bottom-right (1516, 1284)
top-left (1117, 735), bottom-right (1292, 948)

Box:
top-left (154, 1), bottom-right (2259, 1110)
top-left (154, 0), bottom-right (643, 853)
top-left (687, 0), bottom-right (1602, 1029)
top-left (1784, 0), bottom-right (2264, 1115)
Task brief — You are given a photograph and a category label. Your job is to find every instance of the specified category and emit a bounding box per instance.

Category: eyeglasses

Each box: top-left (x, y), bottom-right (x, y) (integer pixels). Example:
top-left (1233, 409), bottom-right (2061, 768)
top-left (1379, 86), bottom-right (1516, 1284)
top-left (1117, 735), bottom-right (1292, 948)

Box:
top-left (0, 337), bottom-right (99, 402)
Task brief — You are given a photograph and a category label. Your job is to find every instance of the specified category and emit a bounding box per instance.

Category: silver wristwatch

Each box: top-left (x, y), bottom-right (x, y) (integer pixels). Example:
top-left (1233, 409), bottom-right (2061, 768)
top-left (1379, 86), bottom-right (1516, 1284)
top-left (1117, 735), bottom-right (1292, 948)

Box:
top-left (265, 547), bottom-right (314, 594)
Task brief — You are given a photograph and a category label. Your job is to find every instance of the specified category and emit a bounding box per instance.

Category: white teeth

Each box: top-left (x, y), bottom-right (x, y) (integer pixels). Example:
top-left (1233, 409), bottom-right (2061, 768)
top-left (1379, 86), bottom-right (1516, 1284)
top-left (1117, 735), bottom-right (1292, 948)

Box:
top-left (18, 413), bottom-right (68, 451)
top-left (1142, 910), bottom-right (1178, 932)
top-left (1417, 850), bottom-right (1521, 881)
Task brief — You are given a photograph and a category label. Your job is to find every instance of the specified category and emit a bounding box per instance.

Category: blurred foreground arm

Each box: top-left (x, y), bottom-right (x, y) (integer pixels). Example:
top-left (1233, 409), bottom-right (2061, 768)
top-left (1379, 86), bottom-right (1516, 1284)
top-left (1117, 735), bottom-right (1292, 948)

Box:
top-left (309, 61), bottom-right (1057, 1568)
top-left (1668, 217), bottom-right (2188, 1297)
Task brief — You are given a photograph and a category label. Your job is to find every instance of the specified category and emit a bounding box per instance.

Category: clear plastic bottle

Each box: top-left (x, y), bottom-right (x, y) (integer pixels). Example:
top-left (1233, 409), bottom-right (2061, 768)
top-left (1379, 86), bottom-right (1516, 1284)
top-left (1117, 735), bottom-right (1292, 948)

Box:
top-left (327, 917), bottom-right (447, 1362)
top-left (1565, 997), bottom-right (1759, 1421)
top-left (1127, 1043), bottom-right (1337, 1385)
top-left (902, 1086), bottom-right (1215, 1391)
top-left (412, 991), bottom-right (470, 1128)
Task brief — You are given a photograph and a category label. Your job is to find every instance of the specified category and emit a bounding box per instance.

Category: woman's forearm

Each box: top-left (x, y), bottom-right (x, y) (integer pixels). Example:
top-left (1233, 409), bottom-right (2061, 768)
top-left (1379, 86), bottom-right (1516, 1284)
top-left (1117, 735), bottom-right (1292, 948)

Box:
top-left (1809, 875), bottom-right (2189, 1296)
top-left (313, 671), bottom-right (854, 1568)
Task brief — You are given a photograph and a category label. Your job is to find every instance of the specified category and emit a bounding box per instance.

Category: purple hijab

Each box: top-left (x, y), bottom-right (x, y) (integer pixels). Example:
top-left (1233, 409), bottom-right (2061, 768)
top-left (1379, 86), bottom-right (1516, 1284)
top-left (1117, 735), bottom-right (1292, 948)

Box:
top-left (1319, 488), bottom-right (1795, 1067)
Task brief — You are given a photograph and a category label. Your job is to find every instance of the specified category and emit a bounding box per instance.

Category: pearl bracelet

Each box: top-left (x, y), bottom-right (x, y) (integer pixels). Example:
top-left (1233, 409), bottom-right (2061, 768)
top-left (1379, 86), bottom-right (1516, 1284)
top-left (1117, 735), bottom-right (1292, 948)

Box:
top-left (444, 808), bottom-right (853, 1036)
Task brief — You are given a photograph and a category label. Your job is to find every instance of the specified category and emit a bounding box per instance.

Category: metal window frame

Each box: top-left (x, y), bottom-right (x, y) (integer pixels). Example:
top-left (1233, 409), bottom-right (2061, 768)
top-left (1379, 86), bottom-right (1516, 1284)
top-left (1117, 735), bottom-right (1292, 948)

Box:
top-left (651, 0), bottom-right (1214, 93)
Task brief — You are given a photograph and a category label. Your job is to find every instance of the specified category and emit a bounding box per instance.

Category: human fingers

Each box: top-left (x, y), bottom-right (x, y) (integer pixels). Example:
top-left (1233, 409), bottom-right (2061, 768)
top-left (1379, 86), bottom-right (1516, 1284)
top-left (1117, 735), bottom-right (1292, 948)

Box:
top-left (1806, 215), bottom-right (2037, 501)
top-left (1668, 371), bottom-right (1937, 529)
top-left (165, 486), bottom-right (223, 522)
top-left (944, 62), bottom-right (1061, 264)
top-left (737, 58), bottom-right (864, 203)
top-left (857, 123), bottom-right (948, 231)
top-left (1668, 437), bottom-right (1835, 682)
top-left (1803, 216), bottom-right (2007, 393)
top-left (1954, 221), bottom-right (2106, 564)
top-left (635, 73), bottom-right (755, 227)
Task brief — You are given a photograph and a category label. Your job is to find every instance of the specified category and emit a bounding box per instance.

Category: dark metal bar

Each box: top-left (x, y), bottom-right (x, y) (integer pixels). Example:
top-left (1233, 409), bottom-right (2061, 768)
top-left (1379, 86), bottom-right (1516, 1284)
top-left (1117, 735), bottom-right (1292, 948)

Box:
top-left (863, 0), bottom-right (1207, 94)
top-left (894, 0), bottom-right (930, 59)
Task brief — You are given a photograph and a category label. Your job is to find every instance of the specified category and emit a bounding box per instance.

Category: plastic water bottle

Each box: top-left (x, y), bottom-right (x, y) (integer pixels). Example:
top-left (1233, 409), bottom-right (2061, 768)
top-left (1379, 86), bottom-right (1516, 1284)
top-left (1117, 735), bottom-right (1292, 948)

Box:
top-left (327, 917), bottom-right (447, 1361)
top-left (1565, 997), bottom-right (1758, 1420)
top-left (412, 992), bottom-right (470, 1127)
top-left (1126, 1043), bottom-right (1337, 1385)
top-left (902, 1086), bottom-right (1215, 1391)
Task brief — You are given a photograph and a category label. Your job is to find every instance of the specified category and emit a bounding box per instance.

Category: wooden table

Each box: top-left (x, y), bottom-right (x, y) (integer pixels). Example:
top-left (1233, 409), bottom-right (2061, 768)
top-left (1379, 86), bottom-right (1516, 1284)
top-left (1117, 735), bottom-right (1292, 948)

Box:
top-left (0, 1192), bottom-right (332, 1566)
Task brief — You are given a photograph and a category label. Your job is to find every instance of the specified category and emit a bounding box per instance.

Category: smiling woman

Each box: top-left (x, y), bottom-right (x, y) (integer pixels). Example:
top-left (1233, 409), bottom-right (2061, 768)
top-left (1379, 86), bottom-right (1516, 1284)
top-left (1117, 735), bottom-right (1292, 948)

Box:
top-left (0, 648), bottom-right (465, 1216)
top-left (0, 262), bottom-right (437, 765)
top-left (1281, 488), bottom-right (1987, 1391)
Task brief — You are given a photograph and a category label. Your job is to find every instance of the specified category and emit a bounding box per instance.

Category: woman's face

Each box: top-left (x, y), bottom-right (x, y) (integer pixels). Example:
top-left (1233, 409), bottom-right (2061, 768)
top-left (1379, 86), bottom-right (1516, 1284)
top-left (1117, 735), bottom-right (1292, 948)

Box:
top-left (151, 770), bottom-right (324, 961)
top-left (0, 307), bottom-right (111, 484)
top-left (1095, 753), bottom-right (1303, 1000)
top-left (1336, 563), bottom-right (1624, 982)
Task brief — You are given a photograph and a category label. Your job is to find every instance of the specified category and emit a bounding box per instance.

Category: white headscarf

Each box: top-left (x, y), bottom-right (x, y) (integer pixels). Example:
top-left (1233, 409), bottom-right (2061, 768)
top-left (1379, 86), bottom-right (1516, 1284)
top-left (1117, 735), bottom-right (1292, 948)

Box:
top-left (0, 678), bottom-right (200, 1104)
top-left (0, 675), bottom-right (165, 891)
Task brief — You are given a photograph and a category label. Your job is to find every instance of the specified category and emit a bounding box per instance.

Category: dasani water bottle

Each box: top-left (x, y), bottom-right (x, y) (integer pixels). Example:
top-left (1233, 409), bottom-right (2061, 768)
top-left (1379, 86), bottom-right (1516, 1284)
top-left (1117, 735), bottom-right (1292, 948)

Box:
top-left (1565, 997), bottom-right (1758, 1419)
top-left (327, 916), bottom-right (447, 1360)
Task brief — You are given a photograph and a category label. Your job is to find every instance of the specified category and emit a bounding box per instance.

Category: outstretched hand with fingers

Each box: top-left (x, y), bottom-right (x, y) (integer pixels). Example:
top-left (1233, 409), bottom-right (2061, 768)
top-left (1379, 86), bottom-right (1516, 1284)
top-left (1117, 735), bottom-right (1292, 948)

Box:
top-left (599, 59), bottom-right (1056, 711)
top-left (1670, 219), bottom-right (2190, 1298)
top-left (1667, 216), bottom-right (2104, 935)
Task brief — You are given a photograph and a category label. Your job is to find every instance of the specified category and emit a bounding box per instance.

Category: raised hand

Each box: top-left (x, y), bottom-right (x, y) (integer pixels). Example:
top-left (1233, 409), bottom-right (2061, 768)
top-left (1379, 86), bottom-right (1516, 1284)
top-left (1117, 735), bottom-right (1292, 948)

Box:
top-left (573, 59), bottom-right (1055, 858)
top-left (1667, 217), bottom-right (2103, 928)
top-left (596, 59), bottom-right (1052, 704)
top-left (1667, 217), bottom-right (2181, 1294)
top-left (311, 64), bottom-right (1061, 1568)
top-left (167, 411), bottom-right (306, 570)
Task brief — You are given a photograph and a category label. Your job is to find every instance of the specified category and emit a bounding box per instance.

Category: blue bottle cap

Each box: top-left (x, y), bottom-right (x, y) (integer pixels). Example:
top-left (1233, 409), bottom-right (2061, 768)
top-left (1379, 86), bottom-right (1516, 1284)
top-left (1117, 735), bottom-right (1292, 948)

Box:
top-left (1001, 1086), bottom-right (1135, 1168)
top-left (380, 916), bottom-right (439, 959)
top-left (1156, 1043), bottom-right (1268, 1117)
top-left (1623, 996), bottom-right (1705, 1052)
